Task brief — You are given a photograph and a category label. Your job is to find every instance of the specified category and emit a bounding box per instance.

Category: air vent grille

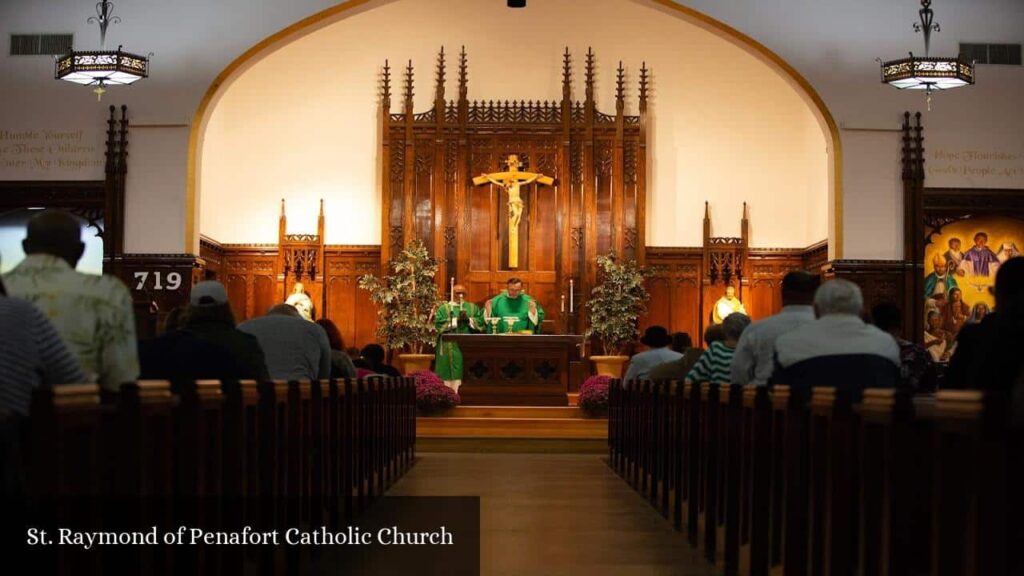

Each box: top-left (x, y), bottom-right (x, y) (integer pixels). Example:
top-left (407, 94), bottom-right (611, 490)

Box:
top-left (10, 34), bottom-right (73, 56)
top-left (960, 43), bottom-right (1022, 65)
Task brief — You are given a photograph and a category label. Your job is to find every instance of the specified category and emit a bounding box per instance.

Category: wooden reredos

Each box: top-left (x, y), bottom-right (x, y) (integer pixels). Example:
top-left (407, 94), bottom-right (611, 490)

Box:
top-left (379, 47), bottom-right (649, 332)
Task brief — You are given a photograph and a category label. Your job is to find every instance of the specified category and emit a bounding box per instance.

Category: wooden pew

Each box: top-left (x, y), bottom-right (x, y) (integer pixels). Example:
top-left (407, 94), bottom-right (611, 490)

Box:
top-left (931, 390), bottom-right (1012, 576)
top-left (26, 384), bottom-right (104, 576)
top-left (19, 376), bottom-right (417, 576)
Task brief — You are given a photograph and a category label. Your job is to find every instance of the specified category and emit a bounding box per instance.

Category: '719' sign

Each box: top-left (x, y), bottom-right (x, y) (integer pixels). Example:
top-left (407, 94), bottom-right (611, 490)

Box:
top-left (133, 271), bottom-right (183, 291)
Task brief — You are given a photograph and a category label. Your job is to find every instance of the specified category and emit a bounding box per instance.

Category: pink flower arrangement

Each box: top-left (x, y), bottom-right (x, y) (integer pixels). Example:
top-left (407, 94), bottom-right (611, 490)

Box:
top-left (410, 369), bottom-right (459, 414)
top-left (579, 374), bottom-right (612, 416)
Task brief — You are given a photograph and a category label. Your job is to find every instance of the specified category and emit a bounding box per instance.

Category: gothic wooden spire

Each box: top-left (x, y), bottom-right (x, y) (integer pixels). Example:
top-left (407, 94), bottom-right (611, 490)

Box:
top-left (403, 60), bottom-right (414, 112)
top-left (458, 46), bottom-right (468, 101)
top-left (561, 47), bottom-right (572, 100)
top-left (435, 46), bottom-right (446, 103)
top-left (382, 59), bottom-right (391, 109)
top-left (584, 47), bottom-right (595, 104)
top-left (639, 61), bottom-right (649, 113)
top-left (615, 60), bottom-right (625, 112)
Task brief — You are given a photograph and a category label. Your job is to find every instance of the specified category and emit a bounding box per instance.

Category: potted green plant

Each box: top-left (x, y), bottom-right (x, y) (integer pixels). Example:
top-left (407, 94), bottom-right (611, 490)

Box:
top-left (585, 251), bottom-right (651, 377)
top-left (358, 239), bottom-right (440, 374)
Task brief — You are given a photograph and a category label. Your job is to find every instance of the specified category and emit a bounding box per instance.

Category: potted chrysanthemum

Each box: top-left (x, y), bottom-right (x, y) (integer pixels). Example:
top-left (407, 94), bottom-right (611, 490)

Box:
top-left (410, 369), bottom-right (460, 415)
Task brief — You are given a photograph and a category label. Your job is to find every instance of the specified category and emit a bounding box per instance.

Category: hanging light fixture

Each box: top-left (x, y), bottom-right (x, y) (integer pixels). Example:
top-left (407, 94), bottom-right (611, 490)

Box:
top-left (55, 1), bottom-right (149, 101)
top-left (879, 0), bottom-right (974, 110)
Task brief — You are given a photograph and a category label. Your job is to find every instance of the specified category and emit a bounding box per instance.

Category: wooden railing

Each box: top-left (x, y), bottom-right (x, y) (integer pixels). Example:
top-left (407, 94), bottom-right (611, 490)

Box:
top-left (18, 376), bottom-right (416, 575)
top-left (609, 381), bottom-right (1023, 576)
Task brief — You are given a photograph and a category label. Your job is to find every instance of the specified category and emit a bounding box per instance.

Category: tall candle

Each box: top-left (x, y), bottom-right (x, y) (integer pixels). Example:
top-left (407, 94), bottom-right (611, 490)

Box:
top-left (569, 278), bottom-right (574, 313)
top-left (449, 277), bottom-right (455, 303)
top-left (560, 294), bottom-right (566, 313)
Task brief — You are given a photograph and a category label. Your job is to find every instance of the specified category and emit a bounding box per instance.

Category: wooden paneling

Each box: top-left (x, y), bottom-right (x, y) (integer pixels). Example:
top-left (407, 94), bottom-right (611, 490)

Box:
top-left (380, 48), bottom-right (649, 338)
top-left (323, 248), bottom-right (380, 350)
top-left (105, 253), bottom-right (197, 339)
top-left (825, 259), bottom-right (908, 330)
top-left (198, 241), bottom-right (382, 348)
top-left (643, 245), bottom-right (827, 342)
top-left (469, 186), bottom-right (492, 272)
top-left (253, 274), bottom-right (276, 317)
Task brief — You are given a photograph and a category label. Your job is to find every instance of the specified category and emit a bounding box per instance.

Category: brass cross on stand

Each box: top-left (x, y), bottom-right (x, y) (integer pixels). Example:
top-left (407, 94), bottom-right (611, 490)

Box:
top-left (472, 154), bottom-right (554, 268)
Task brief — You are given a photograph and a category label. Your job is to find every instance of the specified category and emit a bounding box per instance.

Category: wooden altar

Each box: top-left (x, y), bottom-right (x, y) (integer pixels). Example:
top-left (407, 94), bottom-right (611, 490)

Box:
top-left (443, 334), bottom-right (585, 406)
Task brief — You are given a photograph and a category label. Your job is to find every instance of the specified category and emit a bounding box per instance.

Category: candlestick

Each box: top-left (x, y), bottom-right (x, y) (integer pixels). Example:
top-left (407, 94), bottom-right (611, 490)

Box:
top-left (560, 294), bottom-right (565, 313)
top-left (449, 277), bottom-right (455, 303)
top-left (569, 278), bottom-right (574, 313)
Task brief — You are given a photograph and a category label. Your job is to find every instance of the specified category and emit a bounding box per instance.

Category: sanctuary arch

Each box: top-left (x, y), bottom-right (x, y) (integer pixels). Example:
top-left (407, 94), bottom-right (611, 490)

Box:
top-left (192, 0), bottom-right (838, 347)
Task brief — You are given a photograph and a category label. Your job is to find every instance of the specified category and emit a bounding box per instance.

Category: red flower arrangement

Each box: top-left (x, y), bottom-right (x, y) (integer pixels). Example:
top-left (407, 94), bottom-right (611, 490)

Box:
top-left (579, 374), bottom-right (612, 416)
top-left (410, 369), bottom-right (460, 414)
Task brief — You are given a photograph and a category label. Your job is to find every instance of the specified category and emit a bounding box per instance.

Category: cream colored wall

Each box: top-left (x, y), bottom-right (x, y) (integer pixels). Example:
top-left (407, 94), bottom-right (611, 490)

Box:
top-left (199, 0), bottom-right (830, 249)
top-left (841, 130), bottom-right (903, 260)
top-left (124, 127), bottom-right (190, 253)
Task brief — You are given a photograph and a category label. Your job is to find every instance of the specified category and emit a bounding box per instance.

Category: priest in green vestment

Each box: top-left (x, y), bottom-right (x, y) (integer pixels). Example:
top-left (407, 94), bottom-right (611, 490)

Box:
top-left (484, 277), bottom-right (545, 334)
top-left (434, 284), bottom-right (484, 392)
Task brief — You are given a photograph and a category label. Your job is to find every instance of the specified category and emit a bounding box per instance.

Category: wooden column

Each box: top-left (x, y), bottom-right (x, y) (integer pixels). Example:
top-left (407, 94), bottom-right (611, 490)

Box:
top-left (402, 61), bottom-right (415, 247)
top-left (902, 112), bottom-right (925, 341)
top-left (379, 61), bottom-right (393, 263)
top-left (432, 47), bottom-right (448, 286)
top-left (612, 61), bottom-right (626, 257)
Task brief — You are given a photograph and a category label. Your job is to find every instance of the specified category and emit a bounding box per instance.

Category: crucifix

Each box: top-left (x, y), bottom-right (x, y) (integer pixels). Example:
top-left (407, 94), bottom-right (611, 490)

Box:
top-left (472, 154), bottom-right (554, 268)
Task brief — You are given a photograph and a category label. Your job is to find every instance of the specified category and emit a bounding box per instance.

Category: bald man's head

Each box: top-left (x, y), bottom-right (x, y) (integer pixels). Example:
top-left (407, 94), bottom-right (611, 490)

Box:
top-left (23, 210), bottom-right (85, 268)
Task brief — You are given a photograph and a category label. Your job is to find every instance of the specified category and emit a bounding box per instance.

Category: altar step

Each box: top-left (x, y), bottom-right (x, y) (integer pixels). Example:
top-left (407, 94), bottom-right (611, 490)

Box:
top-left (416, 405), bottom-right (607, 453)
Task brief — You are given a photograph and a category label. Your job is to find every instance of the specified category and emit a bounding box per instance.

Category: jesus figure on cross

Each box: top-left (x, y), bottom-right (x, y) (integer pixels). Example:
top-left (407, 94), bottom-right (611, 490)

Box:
top-left (472, 154), bottom-right (554, 268)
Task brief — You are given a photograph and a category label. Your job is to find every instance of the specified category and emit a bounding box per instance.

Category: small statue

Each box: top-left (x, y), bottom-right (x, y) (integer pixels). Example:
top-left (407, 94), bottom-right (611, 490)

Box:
top-left (285, 282), bottom-right (314, 321)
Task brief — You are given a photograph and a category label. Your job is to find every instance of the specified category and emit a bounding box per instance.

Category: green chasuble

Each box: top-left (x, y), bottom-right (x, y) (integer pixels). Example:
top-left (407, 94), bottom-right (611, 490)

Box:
top-left (489, 291), bottom-right (545, 333)
top-left (434, 301), bottom-right (484, 381)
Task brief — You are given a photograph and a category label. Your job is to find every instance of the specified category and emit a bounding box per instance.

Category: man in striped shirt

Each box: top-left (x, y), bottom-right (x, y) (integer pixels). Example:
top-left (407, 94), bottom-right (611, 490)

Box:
top-left (1, 279), bottom-right (86, 417)
top-left (685, 313), bottom-right (751, 385)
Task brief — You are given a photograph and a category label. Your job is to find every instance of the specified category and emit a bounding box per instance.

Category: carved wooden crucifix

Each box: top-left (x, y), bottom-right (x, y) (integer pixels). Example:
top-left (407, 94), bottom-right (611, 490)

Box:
top-left (472, 154), bottom-right (554, 268)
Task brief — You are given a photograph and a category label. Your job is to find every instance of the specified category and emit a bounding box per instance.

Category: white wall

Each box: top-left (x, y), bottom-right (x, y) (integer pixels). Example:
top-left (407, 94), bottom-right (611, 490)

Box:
top-left (199, 0), bottom-right (830, 249)
top-left (1, 0), bottom-right (1022, 258)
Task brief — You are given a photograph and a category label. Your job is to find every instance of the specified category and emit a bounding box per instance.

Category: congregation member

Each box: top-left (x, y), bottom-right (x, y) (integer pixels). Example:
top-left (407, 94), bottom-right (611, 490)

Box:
top-left (648, 331), bottom-right (706, 381)
top-left (3, 210), bottom-right (138, 391)
top-left (870, 302), bottom-right (937, 393)
top-left (774, 279), bottom-right (900, 395)
top-left (946, 257), bottom-right (1024, 392)
top-left (138, 304), bottom-right (252, 384)
top-left (731, 271), bottom-right (818, 387)
top-left (685, 313), bottom-right (751, 385)
top-left (239, 304), bottom-right (331, 381)
top-left (356, 344), bottom-right (402, 377)
top-left (624, 326), bottom-right (683, 381)
top-left (183, 281), bottom-right (271, 382)
top-left (315, 318), bottom-right (358, 379)
top-left (0, 275), bottom-right (85, 417)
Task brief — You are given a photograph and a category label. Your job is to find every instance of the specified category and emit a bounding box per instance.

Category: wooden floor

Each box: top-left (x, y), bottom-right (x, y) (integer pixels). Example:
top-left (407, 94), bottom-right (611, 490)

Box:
top-left (387, 453), bottom-right (719, 575)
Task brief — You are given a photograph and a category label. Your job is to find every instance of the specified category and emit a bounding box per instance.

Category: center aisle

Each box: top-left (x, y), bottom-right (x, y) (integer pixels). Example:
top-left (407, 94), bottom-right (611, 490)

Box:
top-left (387, 453), bottom-right (718, 576)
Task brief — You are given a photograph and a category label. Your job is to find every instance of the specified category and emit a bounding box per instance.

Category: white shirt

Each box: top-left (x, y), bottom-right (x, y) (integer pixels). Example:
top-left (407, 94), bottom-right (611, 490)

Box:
top-left (731, 305), bottom-right (815, 386)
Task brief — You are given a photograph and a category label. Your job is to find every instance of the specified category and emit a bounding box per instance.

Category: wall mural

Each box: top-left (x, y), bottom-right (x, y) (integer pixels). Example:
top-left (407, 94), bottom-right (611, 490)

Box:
top-left (924, 215), bottom-right (1023, 362)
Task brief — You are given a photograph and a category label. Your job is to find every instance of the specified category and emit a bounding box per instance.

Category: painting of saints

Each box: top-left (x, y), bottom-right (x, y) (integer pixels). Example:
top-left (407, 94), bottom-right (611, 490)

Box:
top-left (924, 310), bottom-right (953, 363)
top-left (923, 255), bottom-right (958, 300)
top-left (941, 287), bottom-right (970, 335)
top-left (995, 241), bottom-right (1020, 264)
top-left (963, 232), bottom-right (999, 276)
top-left (967, 302), bottom-right (990, 325)
top-left (942, 237), bottom-right (966, 276)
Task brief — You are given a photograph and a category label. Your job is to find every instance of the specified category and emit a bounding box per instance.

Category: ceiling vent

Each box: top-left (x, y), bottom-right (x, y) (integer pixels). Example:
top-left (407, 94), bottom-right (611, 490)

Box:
top-left (10, 34), bottom-right (73, 56)
top-left (960, 43), bottom-right (1022, 65)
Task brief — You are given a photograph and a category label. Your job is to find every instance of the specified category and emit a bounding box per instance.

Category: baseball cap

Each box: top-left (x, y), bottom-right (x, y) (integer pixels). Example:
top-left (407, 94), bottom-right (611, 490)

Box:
top-left (190, 280), bottom-right (228, 307)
